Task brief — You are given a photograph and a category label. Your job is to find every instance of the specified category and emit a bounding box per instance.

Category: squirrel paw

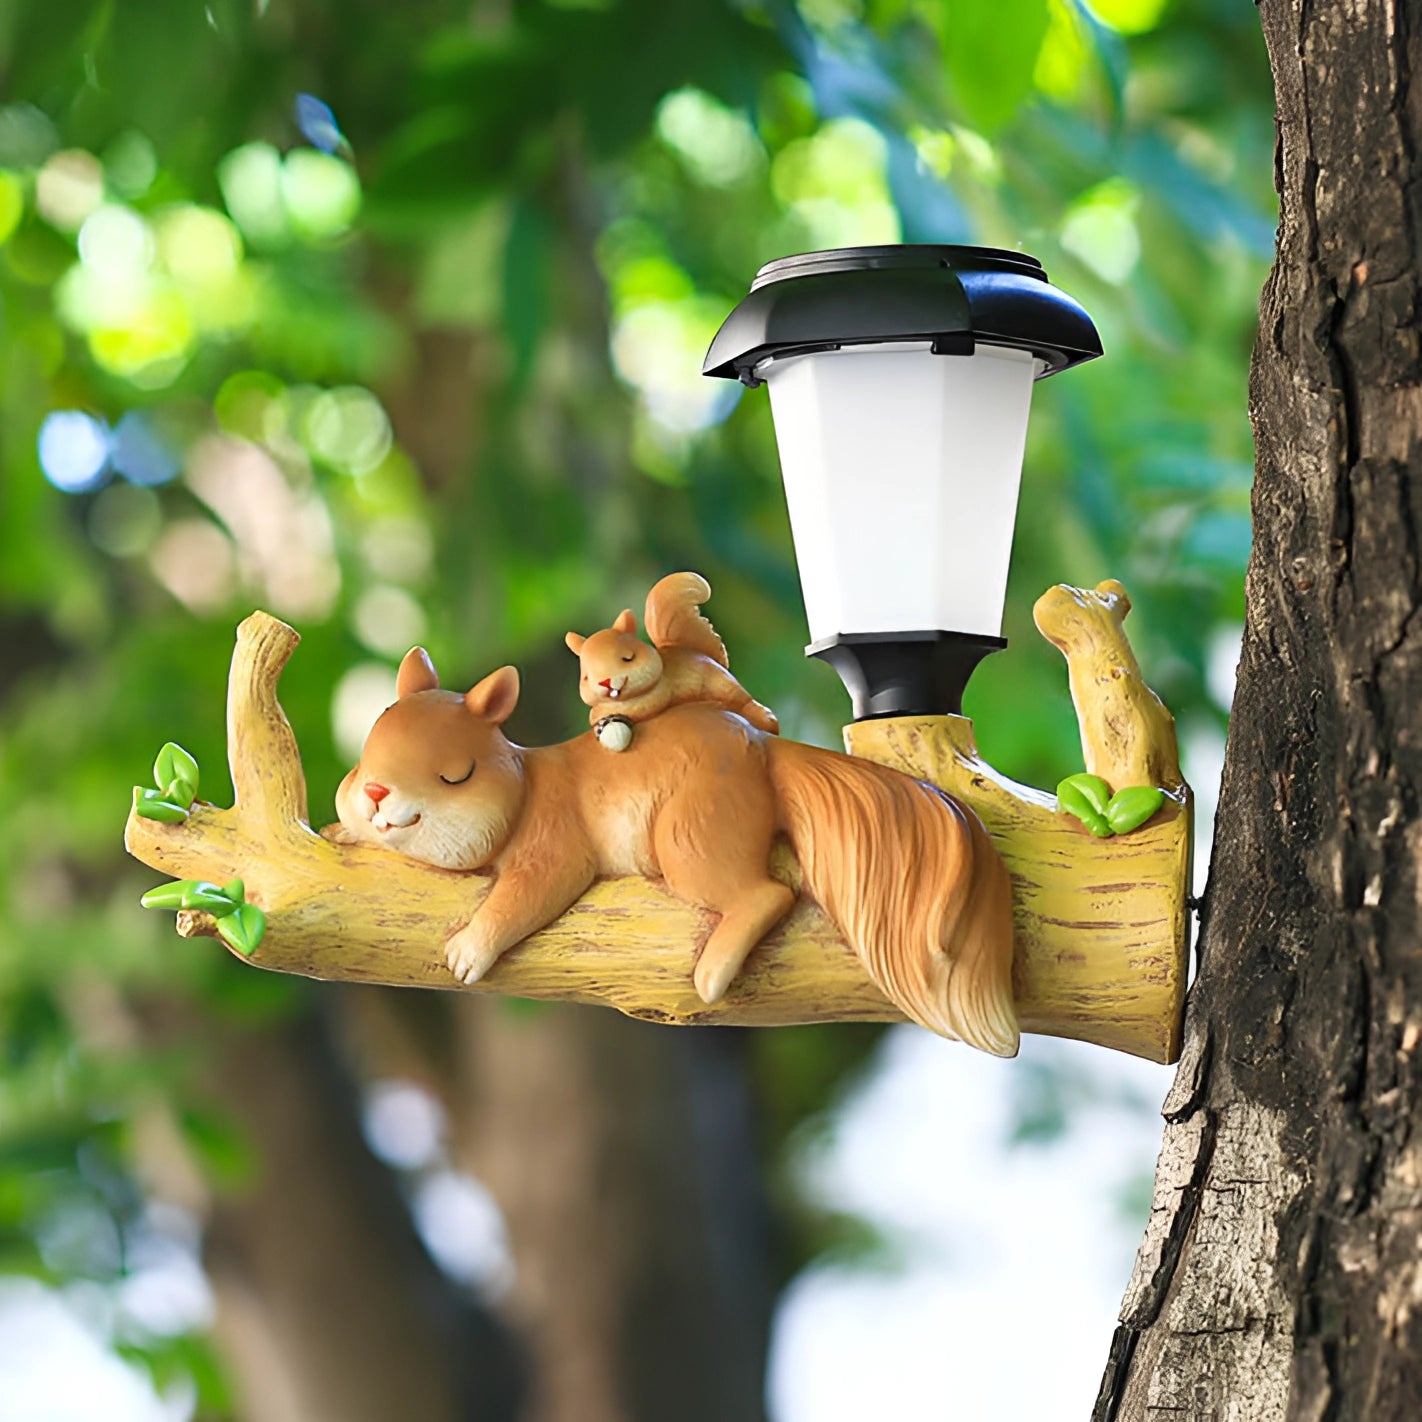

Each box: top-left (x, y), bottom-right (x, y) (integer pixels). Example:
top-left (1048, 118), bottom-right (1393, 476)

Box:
top-left (445, 924), bottom-right (500, 984)
top-left (594, 715), bottom-right (634, 752)
top-left (694, 952), bottom-right (737, 1006)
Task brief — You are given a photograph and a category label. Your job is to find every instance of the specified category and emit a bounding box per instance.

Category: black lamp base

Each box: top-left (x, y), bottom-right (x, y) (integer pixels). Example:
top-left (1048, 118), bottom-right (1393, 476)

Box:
top-left (806, 630), bottom-right (1007, 720)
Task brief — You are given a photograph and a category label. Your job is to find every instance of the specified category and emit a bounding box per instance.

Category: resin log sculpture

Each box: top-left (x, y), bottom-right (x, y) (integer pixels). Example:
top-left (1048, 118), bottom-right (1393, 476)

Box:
top-left (123, 579), bottom-right (1191, 1063)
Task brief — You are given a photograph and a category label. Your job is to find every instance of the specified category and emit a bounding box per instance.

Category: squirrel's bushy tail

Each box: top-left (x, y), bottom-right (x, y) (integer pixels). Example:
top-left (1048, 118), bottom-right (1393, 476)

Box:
top-left (769, 740), bottom-right (1018, 1056)
top-left (644, 572), bottom-right (730, 667)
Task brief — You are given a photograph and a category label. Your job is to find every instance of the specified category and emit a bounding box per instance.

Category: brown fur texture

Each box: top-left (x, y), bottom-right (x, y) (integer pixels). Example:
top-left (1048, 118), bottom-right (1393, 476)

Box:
top-left (642, 571), bottom-right (728, 664)
top-left (564, 573), bottom-right (779, 734)
top-left (336, 651), bottom-right (1018, 1056)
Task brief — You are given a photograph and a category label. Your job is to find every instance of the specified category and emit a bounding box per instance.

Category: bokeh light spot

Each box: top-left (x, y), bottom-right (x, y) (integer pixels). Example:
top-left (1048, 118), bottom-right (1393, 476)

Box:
top-left (1086, 0), bottom-right (1170, 36)
top-left (294, 93), bottom-right (347, 155)
top-left (771, 120), bottom-right (901, 248)
top-left (87, 482), bottom-right (162, 557)
top-left (611, 299), bottom-right (744, 432)
top-left (353, 584), bottom-right (427, 657)
top-left (1061, 179), bottom-right (1142, 284)
top-left (332, 662), bottom-right (399, 764)
top-left (411, 1170), bottom-right (514, 1300)
top-left (0, 171), bottom-right (23, 245)
top-left (38, 411), bottom-right (111, 493)
top-left (149, 518), bottom-right (236, 615)
top-left (656, 88), bottom-right (765, 187)
top-left (102, 130), bottom-right (158, 199)
top-left (361, 516), bottom-right (434, 585)
top-left (77, 204), bottom-right (154, 275)
top-left (280, 149), bottom-right (361, 240)
top-left (302, 386), bottom-right (392, 474)
top-left (0, 103), bottom-right (58, 167)
top-left (88, 286), bottom-right (195, 386)
top-left (217, 141), bottom-right (289, 246)
top-left (36, 150), bottom-right (104, 231)
top-left (110, 411), bottom-right (180, 486)
top-left (363, 1080), bottom-right (446, 1171)
top-left (214, 369), bottom-right (287, 443)
top-left (157, 204), bottom-right (243, 285)
top-left (1035, 0), bottom-right (1091, 101)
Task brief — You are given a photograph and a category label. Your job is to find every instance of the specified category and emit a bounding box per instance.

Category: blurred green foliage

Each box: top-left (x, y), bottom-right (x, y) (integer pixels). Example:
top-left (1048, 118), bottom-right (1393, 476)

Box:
top-left (0, 0), bottom-right (1272, 1406)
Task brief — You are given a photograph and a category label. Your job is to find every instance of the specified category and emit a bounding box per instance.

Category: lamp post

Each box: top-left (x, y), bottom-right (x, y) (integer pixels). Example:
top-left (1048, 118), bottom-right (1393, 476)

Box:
top-left (703, 244), bottom-right (1102, 718)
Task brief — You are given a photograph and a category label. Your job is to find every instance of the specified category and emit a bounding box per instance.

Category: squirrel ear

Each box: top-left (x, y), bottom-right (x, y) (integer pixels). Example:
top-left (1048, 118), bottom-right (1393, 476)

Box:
top-left (397, 647), bottom-right (439, 698)
top-left (465, 666), bottom-right (520, 725)
top-left (613, 608), bottom-right (638, 634)
top-left (565, 631), bottom-right (586, 654)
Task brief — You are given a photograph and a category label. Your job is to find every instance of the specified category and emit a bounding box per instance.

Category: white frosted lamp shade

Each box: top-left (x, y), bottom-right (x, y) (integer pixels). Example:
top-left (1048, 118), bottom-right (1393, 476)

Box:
top-left (758, 341), bottom-right (1037, 644)
top-left (703, 245), bottom-right (1101, 717)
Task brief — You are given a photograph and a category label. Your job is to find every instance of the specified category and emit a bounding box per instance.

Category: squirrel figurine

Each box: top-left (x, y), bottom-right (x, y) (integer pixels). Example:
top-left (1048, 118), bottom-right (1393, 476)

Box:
top-left (335, 647), bottom-right (1019, 1056)
top-left (565, 572), bottom-right (779, 750)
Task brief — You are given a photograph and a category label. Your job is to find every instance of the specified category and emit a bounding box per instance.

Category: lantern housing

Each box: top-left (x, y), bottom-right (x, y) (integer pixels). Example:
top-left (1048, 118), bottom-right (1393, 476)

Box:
top-left (703, 245), bottom-right (1101, 718)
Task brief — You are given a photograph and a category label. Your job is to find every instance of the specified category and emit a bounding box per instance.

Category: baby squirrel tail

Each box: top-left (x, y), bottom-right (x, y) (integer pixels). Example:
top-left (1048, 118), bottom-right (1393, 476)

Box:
top-left (644, 572), bottom-right (729, 668)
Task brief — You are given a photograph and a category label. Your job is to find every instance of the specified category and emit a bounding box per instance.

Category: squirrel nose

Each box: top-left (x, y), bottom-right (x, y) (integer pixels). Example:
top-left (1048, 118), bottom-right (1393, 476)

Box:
top-left (598, 679), bottom-right (613, 689)
top-left (365, 782), bottom-right (390, 805)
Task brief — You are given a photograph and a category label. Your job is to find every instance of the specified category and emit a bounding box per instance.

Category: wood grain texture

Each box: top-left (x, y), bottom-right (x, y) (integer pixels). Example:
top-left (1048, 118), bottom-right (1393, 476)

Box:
top-left (1033, 579), bottom-right (1183, 793)
top-left (124, 597), bottom-right (1191, 1063)
top-left (844, 717), bottom-right (1190, 1064)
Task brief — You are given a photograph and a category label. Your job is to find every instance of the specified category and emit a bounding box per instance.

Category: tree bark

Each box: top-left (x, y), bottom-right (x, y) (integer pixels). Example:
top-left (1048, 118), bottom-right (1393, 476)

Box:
top-left (1097, 0), bottom-right (1422, 1416)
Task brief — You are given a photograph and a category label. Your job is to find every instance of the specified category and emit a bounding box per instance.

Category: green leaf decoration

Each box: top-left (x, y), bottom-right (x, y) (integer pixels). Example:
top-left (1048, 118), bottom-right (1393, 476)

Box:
top-left (1059, 773), bottom-right (1112, 814)
top-left (154, 743), bottom-right (200, 798)
top-left (217, 904), bottom-right (267, 957)
top-left (1057, 775), bottom-right (1168, 837)
top-left (141, 880), bottom-right (198, 910)
top-left (179, 881), bottom-right (241, 916)
top-left (1056, 773), bottom-right (1113, 834)
top-left (140, 879), bottom-right (241, 915)
top-left (222, 879), bottom-right (246, 904)
top-left (164, 776), bottom-right (197, 810)
top-left (134, 787), bottom-right (190, 823)
top-left (1105, 785), bottom-right (1166, 835)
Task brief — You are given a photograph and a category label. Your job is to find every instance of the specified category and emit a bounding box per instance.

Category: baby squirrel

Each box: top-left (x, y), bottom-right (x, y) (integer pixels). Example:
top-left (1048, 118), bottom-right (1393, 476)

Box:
top-left (565, 572), bottom-right (779, 748)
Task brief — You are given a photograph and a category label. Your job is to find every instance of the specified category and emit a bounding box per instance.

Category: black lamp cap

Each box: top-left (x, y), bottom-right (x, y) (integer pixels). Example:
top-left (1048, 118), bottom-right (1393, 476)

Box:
top-left (703, 244), bottom-right (1101, 388)
top-left (807, 630), bottom-right (1007, 720)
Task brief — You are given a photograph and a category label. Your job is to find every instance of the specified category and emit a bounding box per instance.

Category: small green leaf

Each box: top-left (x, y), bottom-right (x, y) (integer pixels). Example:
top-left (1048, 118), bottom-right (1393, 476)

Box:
top-left (134, 787), bottom-right (190, 823)
top-left (1056, 775), bottom-right (1115, 836)
top-left (1106, 786), bottom-right (1166, 835)
top-left (217, 904), bottom-right (266, 957)
top-left (222, 879), bottom-right (246, 904)
top-left (1058, 773), bottom-right (1113, 815)
top-left (179, 882), bottom-right (240, 916)
top-left (141, 880), bottom-right (200, 910)
top-left (154, 743), bottom-right (200, 797)
top-left (165, 776), bottom-right (197, 809)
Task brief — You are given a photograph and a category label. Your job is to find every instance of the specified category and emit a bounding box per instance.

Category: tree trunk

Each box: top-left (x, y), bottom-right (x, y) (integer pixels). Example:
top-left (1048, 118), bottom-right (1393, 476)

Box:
top-left (1096, 1), bottom-right (1422, 1417)
top-left (448, 1001), bottom-right (775, 1422)
top-left (198, 1006), bottom-right (527, 1422)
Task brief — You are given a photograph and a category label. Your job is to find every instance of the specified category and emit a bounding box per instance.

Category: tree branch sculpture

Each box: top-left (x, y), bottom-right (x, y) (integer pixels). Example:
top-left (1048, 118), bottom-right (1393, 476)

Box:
top-left (123, 580), bottom-right (1191, 1063)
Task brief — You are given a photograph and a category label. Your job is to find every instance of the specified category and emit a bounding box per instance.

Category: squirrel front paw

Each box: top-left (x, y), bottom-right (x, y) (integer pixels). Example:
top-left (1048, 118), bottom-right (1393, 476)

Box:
top-left (594, 715), bottom-right (634, 752)
top-left (694, 951), bottom-right (738, 1006)
top-left (445, 923), bottom-right (501, 985)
